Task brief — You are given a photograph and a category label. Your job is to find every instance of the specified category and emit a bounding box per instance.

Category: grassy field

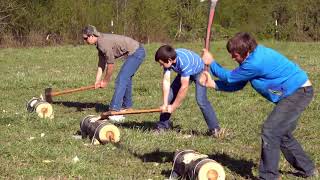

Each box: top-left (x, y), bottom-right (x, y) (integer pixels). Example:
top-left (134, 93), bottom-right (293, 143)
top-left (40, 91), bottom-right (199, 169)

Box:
top-left (0, 41), bottom-right (319, 179)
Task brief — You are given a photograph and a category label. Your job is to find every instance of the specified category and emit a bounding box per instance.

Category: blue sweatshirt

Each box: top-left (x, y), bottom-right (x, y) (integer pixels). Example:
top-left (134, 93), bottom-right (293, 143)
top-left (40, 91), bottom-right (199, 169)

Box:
top-left (210, 45), bottom-right (308, 103)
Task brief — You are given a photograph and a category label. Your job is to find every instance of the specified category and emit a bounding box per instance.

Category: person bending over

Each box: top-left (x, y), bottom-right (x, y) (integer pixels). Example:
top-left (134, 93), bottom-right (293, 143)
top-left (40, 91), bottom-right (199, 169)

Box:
top-left (200, 32), bottom-right (317, 179)
top-left (82, 25), bottom-right (145, 121)
top-left (154, 45), bottom-right (224, 138)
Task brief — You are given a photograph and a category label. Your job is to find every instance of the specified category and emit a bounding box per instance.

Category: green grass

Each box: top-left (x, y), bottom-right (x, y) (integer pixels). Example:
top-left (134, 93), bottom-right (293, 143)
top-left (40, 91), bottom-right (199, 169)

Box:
top-left (0, 41), bottom-right (319, 179)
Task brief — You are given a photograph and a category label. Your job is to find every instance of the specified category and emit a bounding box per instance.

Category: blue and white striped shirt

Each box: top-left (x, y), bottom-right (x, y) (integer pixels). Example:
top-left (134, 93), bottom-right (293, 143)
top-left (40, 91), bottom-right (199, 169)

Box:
top-left (165, 48), bottom-right (204, 77)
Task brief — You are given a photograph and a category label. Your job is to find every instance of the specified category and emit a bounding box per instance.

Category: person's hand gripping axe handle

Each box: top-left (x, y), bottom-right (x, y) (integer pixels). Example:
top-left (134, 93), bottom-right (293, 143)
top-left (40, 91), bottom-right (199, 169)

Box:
top-left (203, 0), bottom-right (219, 71)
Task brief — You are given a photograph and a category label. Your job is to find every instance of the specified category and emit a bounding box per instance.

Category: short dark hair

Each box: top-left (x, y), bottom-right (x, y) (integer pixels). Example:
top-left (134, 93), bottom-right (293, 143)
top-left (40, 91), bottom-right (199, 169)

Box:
top-left (226, 32), bottom-right (257, 58)
top-left (155, 45), bottom-right (177, 63)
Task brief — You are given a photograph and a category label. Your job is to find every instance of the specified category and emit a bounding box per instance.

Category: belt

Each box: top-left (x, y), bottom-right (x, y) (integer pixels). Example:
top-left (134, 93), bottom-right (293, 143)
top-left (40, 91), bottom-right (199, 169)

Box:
top-left (299, 86), bottom-right (312, 93)
top-left (300, 80), bottom-right (312, 93)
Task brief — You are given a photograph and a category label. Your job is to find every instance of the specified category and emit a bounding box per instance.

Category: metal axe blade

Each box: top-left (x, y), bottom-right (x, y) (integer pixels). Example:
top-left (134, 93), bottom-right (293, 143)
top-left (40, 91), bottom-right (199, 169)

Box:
top-left (44, 88), bottom-right (53, 103)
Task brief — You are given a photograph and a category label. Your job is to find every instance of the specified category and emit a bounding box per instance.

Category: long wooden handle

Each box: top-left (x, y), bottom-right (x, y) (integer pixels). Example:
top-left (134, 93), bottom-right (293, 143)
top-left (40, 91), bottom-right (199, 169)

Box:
top-left (204, 0), bottom-right (218, 71)
top-left (100, 108), bottom-right (161, 119)
top-left (205, 0), bottom-right (218, 50)
top-left (50, 85), bottom-right (95, 97)
top-left (205, 7), bottom-right (215, 50)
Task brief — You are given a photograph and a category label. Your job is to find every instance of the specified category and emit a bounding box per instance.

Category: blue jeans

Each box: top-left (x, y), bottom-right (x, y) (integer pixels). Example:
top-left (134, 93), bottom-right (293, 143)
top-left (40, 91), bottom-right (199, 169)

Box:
top-left (259, 86), bottom-right (315, 180)
top-left (109, 45), bottom-right (145, 111)
top-left (156, 73), bottom-right (220, 130)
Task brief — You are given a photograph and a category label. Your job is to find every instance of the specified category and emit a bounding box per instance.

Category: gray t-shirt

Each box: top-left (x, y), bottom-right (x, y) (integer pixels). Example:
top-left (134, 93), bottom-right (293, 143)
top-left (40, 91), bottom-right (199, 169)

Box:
top-left (96, 33), bottom-right (140, 64)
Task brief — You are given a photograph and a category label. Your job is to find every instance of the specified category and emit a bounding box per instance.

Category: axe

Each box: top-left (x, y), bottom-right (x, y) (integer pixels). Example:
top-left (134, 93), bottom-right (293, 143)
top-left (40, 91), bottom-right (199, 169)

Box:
top-left (100, 108), bottom-right (161, 120)
top-left (44, 85), bottom-right (95, 103)
top-left (205, 0), bottom-right (219, 50)
top-left (203, 0), bottom-right (219, 71)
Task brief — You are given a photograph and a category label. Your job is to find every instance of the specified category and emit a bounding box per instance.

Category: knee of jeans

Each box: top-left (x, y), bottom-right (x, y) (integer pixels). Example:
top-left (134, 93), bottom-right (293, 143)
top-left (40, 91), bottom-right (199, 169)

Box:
top-left (115, 76), bottom-right (129, 85)
top-left (261, 128), bottom-right (281, 149)
top-left (196, 97), bottom-right (209, 107)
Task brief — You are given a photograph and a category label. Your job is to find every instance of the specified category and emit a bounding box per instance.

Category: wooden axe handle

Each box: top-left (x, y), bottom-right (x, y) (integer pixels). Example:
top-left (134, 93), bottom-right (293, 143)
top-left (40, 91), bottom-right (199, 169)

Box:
top-left (100, 108), bottom-right (161, 119)
top-left (50, 85), bottom-right (95, 97)
top-left (204, 0), bottom-right (218, 71)
top-left (205, 8), bottom-right (215, 50)
top-left (205, 0), bottom-right (218, 50)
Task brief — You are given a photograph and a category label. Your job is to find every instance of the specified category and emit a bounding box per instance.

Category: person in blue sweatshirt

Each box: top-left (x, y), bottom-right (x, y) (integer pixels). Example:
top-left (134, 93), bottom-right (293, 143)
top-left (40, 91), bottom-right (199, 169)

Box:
top-left (200, 32), bottom-right (317, 179)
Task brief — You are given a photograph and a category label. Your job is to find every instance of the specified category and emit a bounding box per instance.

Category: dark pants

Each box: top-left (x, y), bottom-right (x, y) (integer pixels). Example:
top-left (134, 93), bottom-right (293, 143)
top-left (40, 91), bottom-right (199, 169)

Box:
top-left (156, 73), bottom-right (220, 130)
top-left (109, 45), bottom-right (145, 111)
top-left (259, 86), bottom-right (315, 180)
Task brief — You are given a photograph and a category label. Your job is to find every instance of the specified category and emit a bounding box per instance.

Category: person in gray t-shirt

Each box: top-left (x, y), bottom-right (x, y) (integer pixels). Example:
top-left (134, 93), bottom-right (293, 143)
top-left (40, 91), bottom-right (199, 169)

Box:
top-left (82, 25), bottom-right (145, 121)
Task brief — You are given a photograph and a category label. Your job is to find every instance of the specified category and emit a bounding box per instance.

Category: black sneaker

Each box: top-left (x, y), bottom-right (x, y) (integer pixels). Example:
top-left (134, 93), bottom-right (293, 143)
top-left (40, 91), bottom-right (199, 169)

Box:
top-left (206, 128), bottom-right (228, 138)
top-left (292, 168), bottom-right (319, 178)
top-left (152, 127), bottom-right (169, 135)
top-left (306, 168), bottom-right (319, 178)
top-left (152, 121), bottom-right (173, 135)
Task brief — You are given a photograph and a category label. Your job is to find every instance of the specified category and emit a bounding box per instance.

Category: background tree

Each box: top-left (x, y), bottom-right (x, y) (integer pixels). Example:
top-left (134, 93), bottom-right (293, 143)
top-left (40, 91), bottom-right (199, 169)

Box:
top-left (1, 0), bottom-right (319, 47)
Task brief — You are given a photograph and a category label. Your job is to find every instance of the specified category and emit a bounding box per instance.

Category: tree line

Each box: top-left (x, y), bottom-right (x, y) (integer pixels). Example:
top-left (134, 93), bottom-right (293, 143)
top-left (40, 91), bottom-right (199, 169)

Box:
top-left (0, 0), bottom-right (319, 47)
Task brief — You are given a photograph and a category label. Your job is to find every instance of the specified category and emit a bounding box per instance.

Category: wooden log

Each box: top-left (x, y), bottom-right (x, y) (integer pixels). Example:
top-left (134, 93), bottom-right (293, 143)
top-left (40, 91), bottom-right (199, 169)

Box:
top-left (80, 116), bottom-right (120, 144)
top-left (26, 97), bottom-right (54, 119)
top-left (172, 149), bottom-right (225, 180)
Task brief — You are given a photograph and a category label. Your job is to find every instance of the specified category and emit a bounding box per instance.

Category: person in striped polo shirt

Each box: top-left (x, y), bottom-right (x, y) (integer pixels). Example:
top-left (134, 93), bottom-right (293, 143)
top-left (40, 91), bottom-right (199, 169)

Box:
top-left (154, 44), bottom-right (224, 137)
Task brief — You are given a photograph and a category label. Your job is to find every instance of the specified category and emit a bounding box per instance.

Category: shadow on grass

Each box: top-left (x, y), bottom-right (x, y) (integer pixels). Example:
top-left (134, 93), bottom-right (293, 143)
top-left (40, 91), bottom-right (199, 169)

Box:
top-left (129, 149), bottom-right (174, 177)
top-left (52, 101), bottom-right (108, 112)
top-left (208, 153), bottom-right (257, 179)
top-left (118, 121), bottom-right (157, 131)
top-left (119, 121), bottom-right (185, 133)
top-left (174, 129), bottom-right (204, 136)
top-left (120, 122), bottom-right (204, 136)
top-left (135, 149), bottom-right (174, 163)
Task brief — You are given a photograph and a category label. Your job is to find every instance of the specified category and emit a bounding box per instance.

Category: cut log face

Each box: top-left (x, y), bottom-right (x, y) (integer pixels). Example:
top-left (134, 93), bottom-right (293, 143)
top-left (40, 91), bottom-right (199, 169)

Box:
top-left (80, 116), bottom-right (121, 144)
top-left (98, 123), bottom-right (120, 143)
top-left (197, 160), bottom-right (225, 180)
top-left (207, 169), bottom-right (219, 180)
top-left (35, 101), bottom-right (53, 119)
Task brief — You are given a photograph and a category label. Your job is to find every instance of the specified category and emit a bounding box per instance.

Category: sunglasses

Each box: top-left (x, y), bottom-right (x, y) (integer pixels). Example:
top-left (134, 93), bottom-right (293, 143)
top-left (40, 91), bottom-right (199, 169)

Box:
top-left (83, 34), bottom-right (92, 40)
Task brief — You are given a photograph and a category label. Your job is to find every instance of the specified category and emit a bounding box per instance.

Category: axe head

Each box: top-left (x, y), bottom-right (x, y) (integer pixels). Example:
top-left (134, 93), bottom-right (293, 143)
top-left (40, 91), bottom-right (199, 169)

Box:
top-left (200, 0), bottom-right (218, 7)
top-left (44, 88), bottom-right (53, 103)
top-left (210, 0), bottom-right (218, 7)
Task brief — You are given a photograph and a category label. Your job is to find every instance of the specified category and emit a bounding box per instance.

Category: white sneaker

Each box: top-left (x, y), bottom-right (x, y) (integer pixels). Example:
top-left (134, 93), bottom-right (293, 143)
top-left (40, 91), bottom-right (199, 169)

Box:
top-left (108, 115), bottom-right (125, 122)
